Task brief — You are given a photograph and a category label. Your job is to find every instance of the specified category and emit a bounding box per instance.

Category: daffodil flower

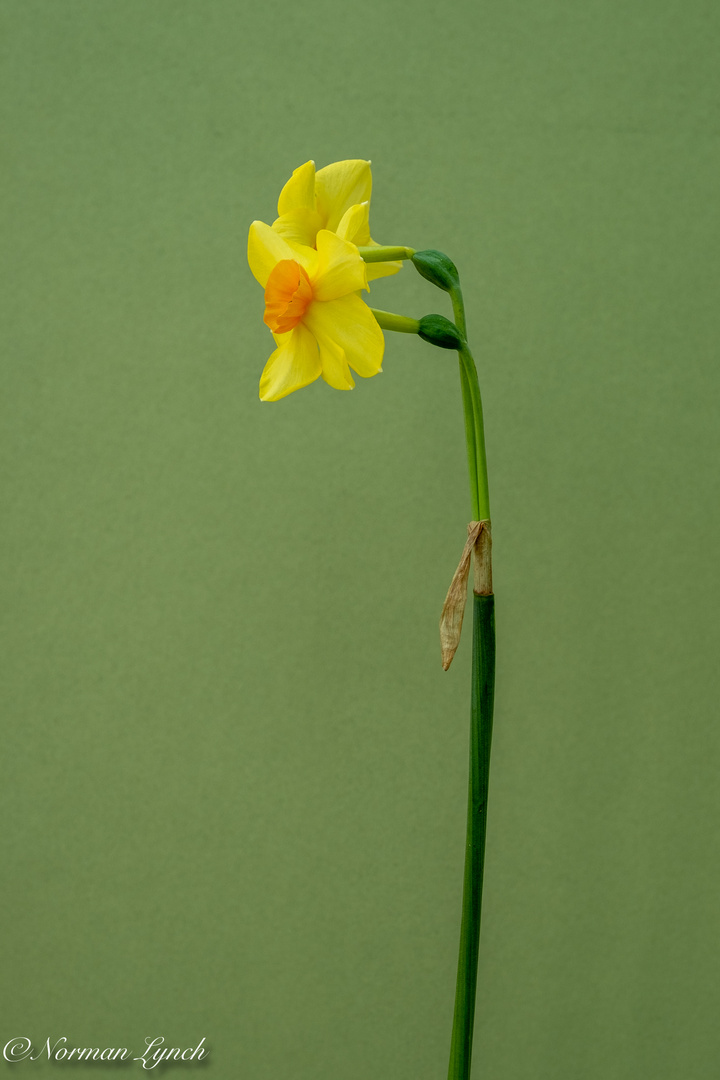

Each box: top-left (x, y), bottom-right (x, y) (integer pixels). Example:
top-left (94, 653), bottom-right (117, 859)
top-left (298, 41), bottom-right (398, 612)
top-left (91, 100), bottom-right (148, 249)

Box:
top-left (248, 220), bottom-right (384, 401)
top-left (248, 162), bottom-right (498, 1080)
top-left (271, 159), bottom-right (401, 280)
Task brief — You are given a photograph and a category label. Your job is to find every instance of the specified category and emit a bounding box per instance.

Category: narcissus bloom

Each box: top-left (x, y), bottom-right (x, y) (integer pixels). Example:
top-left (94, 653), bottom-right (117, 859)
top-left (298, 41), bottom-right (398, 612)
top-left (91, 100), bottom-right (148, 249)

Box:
top-left (248, 221), bottom-right (384, 401)
top-left (271, 159), bottom-right (401, 280)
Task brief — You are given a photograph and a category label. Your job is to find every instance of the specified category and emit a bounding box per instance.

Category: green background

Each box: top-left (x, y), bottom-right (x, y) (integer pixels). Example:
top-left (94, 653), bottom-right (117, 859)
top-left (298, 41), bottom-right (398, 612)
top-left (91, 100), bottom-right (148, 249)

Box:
top-left (2, 1), bottom-right (718, 1077)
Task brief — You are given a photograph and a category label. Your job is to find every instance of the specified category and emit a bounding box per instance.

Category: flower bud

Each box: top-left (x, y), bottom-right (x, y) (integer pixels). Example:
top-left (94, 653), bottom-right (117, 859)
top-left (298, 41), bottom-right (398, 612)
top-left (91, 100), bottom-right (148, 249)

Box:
top-left (418, 314), bottom-right (464, 351)
top-left (411, 249), bottom-right (460, 292)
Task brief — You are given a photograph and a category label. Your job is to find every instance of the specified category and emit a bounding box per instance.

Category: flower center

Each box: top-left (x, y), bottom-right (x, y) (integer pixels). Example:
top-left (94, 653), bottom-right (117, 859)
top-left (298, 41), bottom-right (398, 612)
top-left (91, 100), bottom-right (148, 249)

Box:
top-left (264, 260), bottom-right (314, 334)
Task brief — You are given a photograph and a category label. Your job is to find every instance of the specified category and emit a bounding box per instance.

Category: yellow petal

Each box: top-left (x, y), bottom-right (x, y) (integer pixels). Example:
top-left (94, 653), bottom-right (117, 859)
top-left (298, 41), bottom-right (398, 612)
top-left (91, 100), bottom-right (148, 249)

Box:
top-left (335, 202), bottom-right (371, 246)
top-left (318, 335), bottom-right (355, 390)
top-left (248, 221), bottom-right (317, 288)
top-left (277, 160), bottom-right (316, 215)
top-left (304, 294), bottom-right (384, 379)
top-left (335, 205), bottom-right (401, 280)
top-left (315, 160), bottom-right (372, 232)
top-left (366, 258), bottom-right (403, 281)
top-left (312, 229), bottom-right (368, 302)
top-left (272, 208), bottom-right (323, 249)
top-left (259, 324), bottom-right (322, 401)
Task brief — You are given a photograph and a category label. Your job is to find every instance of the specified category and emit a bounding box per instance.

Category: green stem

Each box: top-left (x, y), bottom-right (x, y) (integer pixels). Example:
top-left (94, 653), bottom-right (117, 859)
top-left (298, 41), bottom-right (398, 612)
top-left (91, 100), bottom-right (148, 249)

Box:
top-left (357, 245), bottom-right (416, 262)
top-left (458, 360), bottom-right (480, 522)
top-left (373, 261), bottom-right (496, 1078)
top-left (447, 285), bottom-right (495, 1080)
top-left (451, 284), bottom-right (467, 339)
top-left (451, 285), bottom-right (490, 522)
top-left (447, 594), bottom-right (496, 1080)
top-left (458, 343), bottom-right (490, 522)
top-left (370, 309), bottom-right (420, 335)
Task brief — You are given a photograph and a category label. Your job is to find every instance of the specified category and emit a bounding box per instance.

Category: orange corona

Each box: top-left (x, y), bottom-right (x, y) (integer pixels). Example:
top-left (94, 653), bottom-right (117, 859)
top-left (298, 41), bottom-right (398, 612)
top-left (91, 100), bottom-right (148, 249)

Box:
top-left (263, 260), bottom-right (313, 334)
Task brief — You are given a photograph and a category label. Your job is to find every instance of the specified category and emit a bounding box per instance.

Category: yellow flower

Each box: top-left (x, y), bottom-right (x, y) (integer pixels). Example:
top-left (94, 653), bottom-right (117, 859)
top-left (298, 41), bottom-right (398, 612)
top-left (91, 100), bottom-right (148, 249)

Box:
top-left (248, 221), bottom-right (384, 401)
top-left (271, 159), bottom-right (401, 281)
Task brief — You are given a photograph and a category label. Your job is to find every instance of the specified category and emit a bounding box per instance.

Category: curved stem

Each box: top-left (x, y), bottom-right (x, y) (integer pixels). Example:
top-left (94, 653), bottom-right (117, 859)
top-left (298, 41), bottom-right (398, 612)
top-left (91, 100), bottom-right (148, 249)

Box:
top-left (451, 286), bottom-right (490, 523)
top-left (446, 283), bottom-right (495, 1080)
top-left (458, 360), bottom-right (480, 522)
top-left (458, 343), bottom-right (490, 522)
top-left (451, 284), bottom-right (467, 339)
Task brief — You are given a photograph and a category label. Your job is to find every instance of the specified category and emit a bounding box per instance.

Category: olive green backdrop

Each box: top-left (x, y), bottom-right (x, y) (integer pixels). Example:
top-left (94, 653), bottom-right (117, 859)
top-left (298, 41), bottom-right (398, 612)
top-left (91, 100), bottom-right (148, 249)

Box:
top-left (2, 1), bottom-right (718, 1077)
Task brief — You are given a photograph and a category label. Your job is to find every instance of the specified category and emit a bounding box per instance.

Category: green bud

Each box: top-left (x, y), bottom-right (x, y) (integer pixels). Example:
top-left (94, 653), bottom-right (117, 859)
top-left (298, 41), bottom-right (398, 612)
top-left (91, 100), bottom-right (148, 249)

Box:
top-left (418, 314), bottom-right (464, 351)
top-left (411, 249), bottom-right (460, 292)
